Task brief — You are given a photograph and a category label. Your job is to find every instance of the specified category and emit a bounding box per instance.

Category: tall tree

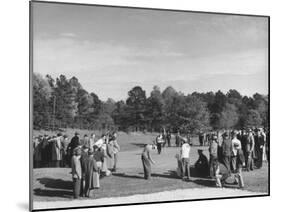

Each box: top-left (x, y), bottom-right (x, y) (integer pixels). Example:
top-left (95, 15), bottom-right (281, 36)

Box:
top-left (126, 86), bottom-right (147, 131)
top-left (170, 95), bottom-right (210, 134)
top-left (245, 109), bottom-right (263, 127)
top-left (33, 73), bottom-right (52, 129)
top-left (146, 86), bottom-right (165, 131)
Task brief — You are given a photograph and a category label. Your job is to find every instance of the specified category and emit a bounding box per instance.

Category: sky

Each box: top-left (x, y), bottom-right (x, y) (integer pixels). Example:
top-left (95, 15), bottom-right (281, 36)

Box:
top-left (32, 2), bottom-right (268, 101)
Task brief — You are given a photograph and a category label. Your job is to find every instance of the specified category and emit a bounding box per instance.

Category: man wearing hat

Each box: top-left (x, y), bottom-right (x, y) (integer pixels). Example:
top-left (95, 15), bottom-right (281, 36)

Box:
top-left (180, 136), bottom-right (191, 181)
top-left (71, 147), bottom-right (82, 199)
top-left (231, 130), bottom-right (241, 172)
top-left (255, 128), bottom-right (266, 168)
top-left (195, 149), bottom-right (209, 177)
top-left (245, 129), bottom-right (255, 171)
top-left (67, 132), bottom-right (81, 165)
top-left (80, 145), bottom-right (90, 197)
top-left (221, 132), bottom-right (232, 174)
top-left (82, 149), bottom-right (98, 197)
top-left (209, 134), bottom-right (219, 178)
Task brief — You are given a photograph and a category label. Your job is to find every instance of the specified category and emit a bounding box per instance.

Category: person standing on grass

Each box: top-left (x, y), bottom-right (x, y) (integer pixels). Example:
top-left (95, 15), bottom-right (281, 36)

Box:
top-left (231, 131), bottom-right (241, 172)
top-left (61, 135), bottom-right (69, 167)
top-left (214, 162), bottom-right (230, 187)
top-left (33, 136), bottom-right (42, 168)
top-left (221, 132), bottom-right (232, 175)
top-left (209, 135), bottom-right (219, 178)
top-left (106, 137), bottom-right (115, 171)
top-left (100, 134), bottom-right (111, 176)
top-left (245, 129), bottom-right (255, 171)
top-left (80, 145), bottom-right (89, 197)
top-left (71, 147), bottom-right (82, 199)
top-left (233, 146), bottom-right (245, 188)
top-left (255, 129), bottom-right (265, 168)
top-left (199, 131), bottom-right (204, 146)
top-left (88, 133), bottom-right (96, 152)
top-left (156, 134), bottom-right (164, 154)
top-left (180, 136), bottom-right (191, 181)
top-left (166, 130), bottom-right (171, 147)
top-left (92, 146), bottom-right (104, 188)
top-left (41, 135), bottom-right (49, 167)
top-left (141, 144), bottom-right (155, 180)
top-left (175, 131), bottom-right (181, 147)
top-left (67, 132), bottom-right (80, 165)
top-left (51, 133), bottom-right (63, 167)
top-left (111, 132), bottom-right (120, 172)
top-left (82, 150), bottom-right (98, 197)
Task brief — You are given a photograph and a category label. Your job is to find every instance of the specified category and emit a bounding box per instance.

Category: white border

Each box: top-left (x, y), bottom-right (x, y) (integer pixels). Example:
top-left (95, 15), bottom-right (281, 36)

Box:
top-left (1, 0), bottom-right (279, 212)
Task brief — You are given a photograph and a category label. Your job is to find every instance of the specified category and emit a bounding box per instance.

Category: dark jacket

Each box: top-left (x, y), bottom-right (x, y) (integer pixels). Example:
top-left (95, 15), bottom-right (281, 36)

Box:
top-left (236, 149), bottom-right (245, 168)
top-left (68, 136), bottom-right (80, 154)
top-left (221, 138), bottom-right (232, 157)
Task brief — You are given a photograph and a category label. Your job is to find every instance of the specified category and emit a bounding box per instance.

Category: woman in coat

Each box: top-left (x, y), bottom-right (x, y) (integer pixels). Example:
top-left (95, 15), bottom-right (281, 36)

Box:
top-left (51, 134), bottom-right (62, 167)
top-left (92, 146), bottom-right (104, 189)
top-left (106, 139), bottom-right (114, 170)
top-left (82, 150), bottom-right (98, 197)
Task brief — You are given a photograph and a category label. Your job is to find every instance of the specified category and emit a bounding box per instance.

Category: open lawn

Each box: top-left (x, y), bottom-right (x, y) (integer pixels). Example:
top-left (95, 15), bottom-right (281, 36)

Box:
top-left (33, 133), bottom-right (269, 203)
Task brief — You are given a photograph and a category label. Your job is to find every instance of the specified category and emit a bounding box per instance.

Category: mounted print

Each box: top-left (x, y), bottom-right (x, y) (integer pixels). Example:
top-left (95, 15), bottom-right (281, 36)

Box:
top-left (30, 1), bottom-right (270, 211)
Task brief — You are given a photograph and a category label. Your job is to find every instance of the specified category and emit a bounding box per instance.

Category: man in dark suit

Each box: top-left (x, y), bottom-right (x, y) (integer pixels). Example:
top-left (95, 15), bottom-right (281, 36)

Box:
top-left (68, 132), bottom-right (80, 153)
top-left (221, 132), bottom-right (232, 175)
top-left (256, 129), bottom-right (265, 168)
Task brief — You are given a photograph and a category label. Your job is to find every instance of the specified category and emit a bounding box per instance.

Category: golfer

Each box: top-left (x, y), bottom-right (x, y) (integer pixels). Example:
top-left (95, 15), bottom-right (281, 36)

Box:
top-left (141, 144), bottom-right (155, 180)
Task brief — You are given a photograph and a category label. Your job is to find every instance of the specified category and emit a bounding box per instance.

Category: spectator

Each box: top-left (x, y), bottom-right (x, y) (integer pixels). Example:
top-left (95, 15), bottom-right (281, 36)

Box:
top-left (82, 150), bottom-right (98, 197)
top-left (71, 147), bottom-right (82, 199)
top-left (141, 144), bottom-right (155, 180)
top-left (180, 136), bottom-right (191, 181)
top-left (195, 149), bottom-right (209, 177)
top-left (231, 131), bottom-right (241, 172)
top-left (245, 129), bottom-right (255, 171)
top-left (67, 132), bottom-right (80, 165)
top-left (233, 148), bottom-right (245, 188)
top-left (166, 130), bottom-right (171, 147)
top-left (156, 134), bottom-right (164, 154)
top-left (221, 132), bottom-right (232, 175)
top-left (80, 145), bottom-right (89, 197)
top-left (111, 132), bottom-right (120, 172)
top-left (209, 135), bottom-right (219, 178)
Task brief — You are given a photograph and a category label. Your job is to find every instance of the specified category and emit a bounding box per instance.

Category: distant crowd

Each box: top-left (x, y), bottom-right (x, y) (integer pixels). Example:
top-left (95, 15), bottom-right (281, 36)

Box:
top-left (148, 127), bottom-right (268, 188)
top-left (33, 131), bottom-right (120, 198)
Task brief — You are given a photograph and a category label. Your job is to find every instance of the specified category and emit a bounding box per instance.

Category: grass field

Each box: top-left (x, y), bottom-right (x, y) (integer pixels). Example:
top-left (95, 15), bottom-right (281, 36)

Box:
top-left (33, 131), bottom-right (269, 202)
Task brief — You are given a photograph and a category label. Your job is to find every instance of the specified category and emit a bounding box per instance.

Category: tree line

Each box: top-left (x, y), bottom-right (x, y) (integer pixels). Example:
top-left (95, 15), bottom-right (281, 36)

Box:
top-left (33, 73), bottom-right (269, 134)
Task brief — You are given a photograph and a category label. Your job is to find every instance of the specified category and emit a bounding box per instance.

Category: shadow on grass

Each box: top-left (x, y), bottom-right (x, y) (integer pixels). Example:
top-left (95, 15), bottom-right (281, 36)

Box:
top-left (112, 172), bottom-right (144, 179)
top-left (130, 143), bottom-right (148, 148)
top-left (34, 188), bottom-right (73, 198)
top-left (37, 178), bottom-right (73, 190)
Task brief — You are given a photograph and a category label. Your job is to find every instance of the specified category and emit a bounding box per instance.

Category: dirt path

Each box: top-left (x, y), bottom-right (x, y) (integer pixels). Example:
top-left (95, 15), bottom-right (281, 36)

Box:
top-left (34, 187), bottom-right (265, 210)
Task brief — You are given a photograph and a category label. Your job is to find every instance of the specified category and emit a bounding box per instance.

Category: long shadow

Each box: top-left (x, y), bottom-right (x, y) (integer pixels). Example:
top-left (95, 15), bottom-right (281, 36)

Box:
top-left (192, 179), bottom-right (215, 187)
top-left (151, 170), bottom-right (180, 179)
top-left (34, 188), bottom-right (73, 198)
top-left (130, 143), bottom-right (147, 148)
top-left (37, 178), bottom-right (73, 190)
top-left (112, 172), bottom-right (144, 179)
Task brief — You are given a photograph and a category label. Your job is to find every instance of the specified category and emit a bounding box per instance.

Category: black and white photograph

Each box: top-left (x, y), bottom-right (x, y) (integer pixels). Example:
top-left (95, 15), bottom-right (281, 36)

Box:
top-left (30, 1), bottom-right (269, 211)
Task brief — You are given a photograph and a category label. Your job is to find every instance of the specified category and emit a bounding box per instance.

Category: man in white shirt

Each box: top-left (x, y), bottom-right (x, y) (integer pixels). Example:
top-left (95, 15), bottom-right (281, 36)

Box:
top-left (180, 136), bottom-right (191, 181)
